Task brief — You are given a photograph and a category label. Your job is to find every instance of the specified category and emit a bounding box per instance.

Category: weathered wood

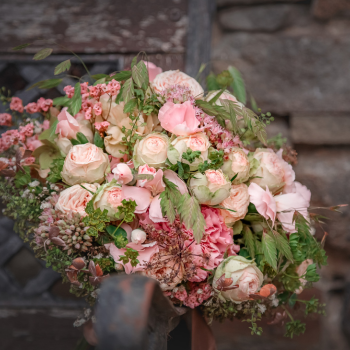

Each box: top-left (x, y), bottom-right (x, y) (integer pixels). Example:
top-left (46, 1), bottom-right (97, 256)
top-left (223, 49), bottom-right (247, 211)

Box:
top-left (95, 275), bottom-right (184, 350)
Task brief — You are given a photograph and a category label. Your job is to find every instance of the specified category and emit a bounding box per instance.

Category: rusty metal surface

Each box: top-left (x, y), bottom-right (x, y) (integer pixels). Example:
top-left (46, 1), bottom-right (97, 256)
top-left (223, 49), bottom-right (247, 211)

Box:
top-left (0, 0), bottom-right (189, 55)
top-left (95, 275), bottom-right (182, 350)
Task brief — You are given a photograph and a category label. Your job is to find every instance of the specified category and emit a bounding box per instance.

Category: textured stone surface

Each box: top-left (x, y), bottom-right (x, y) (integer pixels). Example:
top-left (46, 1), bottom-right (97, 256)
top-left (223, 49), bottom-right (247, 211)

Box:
top-left (219, 4), bottom-right (308, 32)
top-left (212, 18), bottom-right (350, 114)
top-left (291, 113), bottom-right (350, 144)
top-left (312, 0), bottom-right (350, 20)
top-left (217, 0), bottom-right (304, 6)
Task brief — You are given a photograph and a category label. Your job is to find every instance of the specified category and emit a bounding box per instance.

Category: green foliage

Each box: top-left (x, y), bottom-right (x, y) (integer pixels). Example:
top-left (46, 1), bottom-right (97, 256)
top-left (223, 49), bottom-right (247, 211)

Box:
top-left (27, 78), bottom-right (63, 91)
top-left (122, 78), bottom-right (135, 105)
top-left (83, 204), bottom-right (110, 237)
top-left (304, 263), bottom-right (320, 282)
top-left (45, 247), bottom-right (72, 272)
top-left (228, 66), bottom-right (246, 105)
top-left (272, 230), bottom-right (293, 262)
top-left (279, 264), bottom-right (302, 293)
top-left (12, 43), bottom-right (31, 50)
top-left (47, 158), bottom-right (65, 183)
top-left (53, 96), bottom-right (71, 107)
top-left (243, 225), bottom-right (255, 259)
top-left (115, 199), bottom-right (137, 222)
top-left (119, 248), bottom-right (140, 267)
top-left (123, 98), bottom-right (138, 114)
top-left (206, 73), bottom-right (220, 91)
top-left (106, 225), bottom-right (128, 248)
top-left (76, 132), bottom-right (89, 144)
top-left (93, 257), bottom-right (115, 273)
top-left (54, 59), bottom-right (71, 75)
top-left (216, 70), bottom-right (234, 89)
top-left (284, 320), bottom-right (306, 339)
top-left (302, 296), bottom-right (325, 316)
top-left (109, 71), bottom-right (132, 81)
top-left (181, 149), bottom-right (201, 164)
top-left (68, 82), bottom-right (82, 116)
top-left (38, 119), bottom-right (59, 143)
top-left (132, 60), bottom-right (149, 90)
top-left (94, 132), bottom-right (104, 148)
top-left (159, 178), bottom-right (182, 223)
top-left (267, 133), bottom-right (287, 149)
top-left (14, 167), bottom-right (31, 188)
top-left (33, 48), bottom-right (53, 61)
top-left (198, 149), bottom-right (224, 172)
top-left (262, 231), bottom-right (277, 270)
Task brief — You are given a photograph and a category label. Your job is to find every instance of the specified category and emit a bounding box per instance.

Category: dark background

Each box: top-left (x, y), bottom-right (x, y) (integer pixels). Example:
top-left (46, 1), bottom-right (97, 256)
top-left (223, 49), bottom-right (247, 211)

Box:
top-left (0, 0), bottom-right (350, 349)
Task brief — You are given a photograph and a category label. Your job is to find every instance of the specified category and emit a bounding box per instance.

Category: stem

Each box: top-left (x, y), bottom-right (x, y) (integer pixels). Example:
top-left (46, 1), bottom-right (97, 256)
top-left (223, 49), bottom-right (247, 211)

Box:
top-left (282, 306), bottom-right (294, 322)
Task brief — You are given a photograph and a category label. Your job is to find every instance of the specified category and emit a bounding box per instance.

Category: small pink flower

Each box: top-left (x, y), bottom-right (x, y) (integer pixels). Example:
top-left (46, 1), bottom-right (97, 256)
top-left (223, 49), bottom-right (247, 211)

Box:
top-left (42, 120), bottom-right (50, 130)
top-left (10, 97), bottom-right (24, 113)
top-left (63, 85), bottom-right (75, 98)
top-left (19, 123), bottom-right (34, 137)
top-left (85, 107), bottom-right (92, 120)
top-left (80, 82), bottom-right (89, 94)
top-left (143, 61), bottom-right (162, 82)
top-left (25, 102), bottom-right (39, 114)
top-left (158, 100), bottom-right (203, 136)
top-left (37, 97), bottom-right (53, 112)
top-left (93, 102), bottom-right (102, 116)
top-left (23, 156), bottom-right (35, 165)
top-left (0, 113), bottom-right (12, 126)
top-left (94, 121), bottom-right (110, 132)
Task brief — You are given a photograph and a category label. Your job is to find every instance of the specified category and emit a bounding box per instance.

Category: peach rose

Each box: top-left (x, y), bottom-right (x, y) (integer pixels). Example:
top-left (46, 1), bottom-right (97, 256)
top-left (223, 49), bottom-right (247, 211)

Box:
top-left (220, 184), bottom-right (250, 225)
top-left (213, 256), bottom-right (263, 303)
top-left (55, 183), bottom-right (98, 216)
top-left (190, 169), bottom-right (231, 205)
top-left (137, 164), bottom-right (157, 187)
top-left (152, 70), bottom-right (204, 97)
top-left (221, 147), bottom-right (250, 184)
top-left (158, 100), bottom-right (203, 136)
top-left (104, 125), bottom-right (127, 158)
top-left (168, 132), bottom-right (210, 171)
top-left (112, 163), bottom-right (133, 185)
top-left (61, 143), bottom-right (110, 185)
top-left (133, 132), bottom-right (169, 168)
top-left (251, 148), bottom-right (295, 194)
top-left (143, 61), bottom-right (162, 82)
top-left (93, 183), bottom-right (123, 218)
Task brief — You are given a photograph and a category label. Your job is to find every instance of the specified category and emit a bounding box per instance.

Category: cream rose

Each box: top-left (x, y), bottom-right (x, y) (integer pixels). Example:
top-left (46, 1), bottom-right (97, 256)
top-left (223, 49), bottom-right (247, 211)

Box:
top-left (221, 147), bottom-right (250, 184)
top-left (93, 183), bottom-right (123, 218)
top-left (104, 125), bottom-right (127, 158)
top-left (152, 70), bottom-right (204, 97)
top-left (168, 132), bottom-right (210, 171)
top-left (133, 132), bottom-right (169, 168)
top-left (55, 183), bottom-right (98, 216)
top-left (251, 148), bottom-right (295, 194)
top-left (213, 256), bottom-right (263, 303)
top-left (61, 143), bottom-right (110, 185)
top-left (190, 169), bottom-right (231, 205)
top-left (220, 184), bottom-right (250, 225)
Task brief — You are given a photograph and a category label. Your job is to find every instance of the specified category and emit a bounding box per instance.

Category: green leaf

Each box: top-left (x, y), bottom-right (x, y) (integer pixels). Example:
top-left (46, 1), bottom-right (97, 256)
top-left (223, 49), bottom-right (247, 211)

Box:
top-left (132, 60), bottom-right (149, 90)
top-left (93, 78), bottom-right (106, 86)
top-left (131, 56), bottom-right (137, 68)
top-left (230, 173), bottom-right (238, 182)
top-left (262, 231), bottom-right (277, 270)
top-left (109, 71), bottom-right (132, 81)
top-left (38, 119), bottom-right (59, 142)
top-left (70, 138), bottom-right (80, 146)
top-left (68, 82), bottom-right (82, 116)
top-left (206, 73), bottom-right (220, 91)
top-left (54, 59), bottom-right (71, 75)
top-left (123, 98), bottom-right (138, 114)
top-left (305, 263), bottom-right (320, 282)
top-left (47, 158), bottom-right (65, 183)
top-left (250, 94), bottom-right (258, 112)
top-left (14, 167), bottom-right (31, 188)
top-left (208, 87), bottom-right (226, 105)
top-left (122, 78), bottom-right (134, 105)
top-left (272, 230), bottom-right (294, 262)
top-left (33, 48), bottom-right (53, 61)
top-left (243, 225), bottom-right (255, 259)
top-left (27, 78), bottom-right (62, 91)
top-left (92, 74), bottom-right (108, 80)
top-left (76, 132), bottom-right (89, 144)
top-left (53, 96), bottom-right (71, 107)
top-left (228, 66), bottom-right (246, 105)
top-left (12, 43), bottom-right (31, 51)
top-left (94, 132), bottom-right (104, 148)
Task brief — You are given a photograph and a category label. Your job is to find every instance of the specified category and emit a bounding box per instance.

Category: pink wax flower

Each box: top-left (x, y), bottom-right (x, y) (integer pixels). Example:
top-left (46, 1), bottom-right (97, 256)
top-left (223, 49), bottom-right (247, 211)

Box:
top-left (80, 82), bottom-right (89, 94)
top-left (94, 121), bottom-right (110, 132)
top-left (25, 102), bottom-right (39, 114)
top-left (93, 102), bottom-right (102, 116)
top-left (10, 97), bottom-right (24, 113)
top-left (85, 107), bottom-right (92, 120)
top-left (37, 97), bottom-right (53, 112)
top-left (143, 61), bottom-right (162, 82)
top-left (158, 100), bottom-right (203, 136)
top-left (0, 113), bottom-right (12, 126)
top-left (63, 85), bottom-right (75, 98)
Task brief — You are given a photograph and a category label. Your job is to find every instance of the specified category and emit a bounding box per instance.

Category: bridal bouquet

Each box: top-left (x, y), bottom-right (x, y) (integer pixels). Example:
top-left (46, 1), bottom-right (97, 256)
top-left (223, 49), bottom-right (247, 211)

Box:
top-left (0, 51), bottom-right (341, 337)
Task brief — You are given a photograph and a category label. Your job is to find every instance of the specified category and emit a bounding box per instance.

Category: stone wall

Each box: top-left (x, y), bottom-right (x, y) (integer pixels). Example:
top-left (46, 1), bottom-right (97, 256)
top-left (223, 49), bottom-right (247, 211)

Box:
top-left (213, 1), bottom-right (350, 349)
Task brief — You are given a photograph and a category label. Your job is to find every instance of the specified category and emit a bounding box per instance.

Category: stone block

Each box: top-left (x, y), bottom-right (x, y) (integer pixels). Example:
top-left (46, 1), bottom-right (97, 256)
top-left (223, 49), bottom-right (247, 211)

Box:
top-left (219, 4), bottom-right (308, 32)
top-left (217, 0), bottom-right (304, 6)
top-left (212, 18), bottom-right (350, 114)
top-left (312, 0), bottom-right (350, 20)
top-left (291, 113), bottom-right (350, 145)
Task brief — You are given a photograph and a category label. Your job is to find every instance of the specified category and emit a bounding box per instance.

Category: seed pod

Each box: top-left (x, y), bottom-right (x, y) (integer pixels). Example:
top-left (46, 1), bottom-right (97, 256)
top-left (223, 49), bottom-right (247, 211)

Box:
top-left (67, 239), bottom-right (72, 243)
top-left (75, 243), bottom-right (80, 249)
top-left (70, 225), bottom-right (75, 230)
top-left (65, 229), bottom-right (72, 235)
top-left (83, 234), bottom-right (90, 241)
top-left (75, 232), bottom-right (79, 237)
top-left (62, 235), bottom-right (68, 241)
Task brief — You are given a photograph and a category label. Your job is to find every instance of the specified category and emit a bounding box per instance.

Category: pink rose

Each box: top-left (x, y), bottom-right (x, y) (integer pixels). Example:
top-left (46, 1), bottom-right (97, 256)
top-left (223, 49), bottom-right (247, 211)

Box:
top-left (93, 184), bottom-right (123, 218)
top-left (112, 163), bottom-right (133, 185)
top-left (248, 183), bottom-right (276, 222)
top-left (0, 113), bottom-right (12, 126)
top-left (251, 148), bottom-right (295, 194)
top-left (152, 70), bottom-right (204, 97)
top-left (25, 102), bottom-right (39, 114)
top-left (26, 136), bottom-right (43, 151)
top-left (143, 61), bottom-right (162, 82)
top-left (221, 147), bottom-right (250, 184)
top-left (55, 183), bottom-right (98, 216)
top-left (221, 184), bottom-right (250, 225)
top-left (137, 164), bottom-right (156, 187)
top-left (10, 97), bottom-right (24, 113)
top-left (56, 108), bottom-right (80, 139)
top-left (158, 101), bottom-right (203, 136)
top-left (61, 143), bottom-right (110, 185)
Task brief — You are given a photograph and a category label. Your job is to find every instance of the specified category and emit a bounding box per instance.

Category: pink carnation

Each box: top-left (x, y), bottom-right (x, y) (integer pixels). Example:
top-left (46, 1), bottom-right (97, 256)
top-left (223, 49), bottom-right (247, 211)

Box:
top-left (25, 102), bottom-right (39, 114)
top-left (183, 283), bottom-right (212, 308)
top-left (19, 123), bottom-right (34, 137)
top-left (10, 97), bottom-right (24, 113)
top-left (37, 97), bottom-right (53, 112)
top-left (0, 113), bottom-right (12, 126)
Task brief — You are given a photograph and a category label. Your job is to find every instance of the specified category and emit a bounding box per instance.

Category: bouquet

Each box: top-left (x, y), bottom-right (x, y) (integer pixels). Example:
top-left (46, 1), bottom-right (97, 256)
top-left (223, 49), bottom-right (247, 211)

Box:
top-left (0, 49), bottom-right (344, 338)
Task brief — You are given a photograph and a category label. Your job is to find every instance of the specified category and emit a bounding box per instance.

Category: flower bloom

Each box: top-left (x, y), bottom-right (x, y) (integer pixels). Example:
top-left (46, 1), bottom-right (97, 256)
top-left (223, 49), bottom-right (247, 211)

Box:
top-left (158, 101), bottom-right (203, 136)
top-left (221, 147), bottom-right (250, 184)
top-left (152, 70), bottom-right (204, 97)
top-left (55, 183), bottom-right (99, 216)
top-left (37, 97), bottom-right (53, 112)
top-left (63, 85), bottom-right (75, 98)
top-left (93, 183), bottom-right (123, 218)
top-left (10, 97), bottom-right (24, 113)
top-left (112, 163), bottom-right (133, 185)
top-left (213, 256), bottom-right (263, 303)
top-left (0, 113), bottom-right (12, 126)
top-left (133, 132), bottom-right (169, 168)
top-left (93, 102), bottom-right (102, 116)
top-left (220, 184), bottom-right (250, 225)
top-left (143, 61), bottom-right (162, 82)
top-left (94, 121), bottom-right (110, 132)
top-left (61, 143), bottom-right (110, 185)
top-left (25, 102), bottom-right (39, 114)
